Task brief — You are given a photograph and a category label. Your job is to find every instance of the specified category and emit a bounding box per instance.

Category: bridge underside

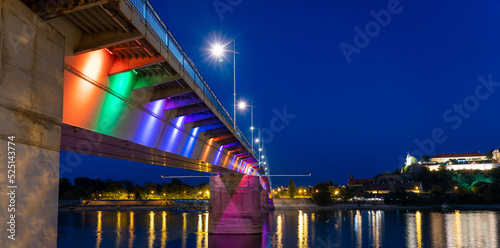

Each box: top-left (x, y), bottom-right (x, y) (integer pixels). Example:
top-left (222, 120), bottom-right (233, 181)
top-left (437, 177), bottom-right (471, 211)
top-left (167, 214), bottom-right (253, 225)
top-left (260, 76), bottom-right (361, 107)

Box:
top-left (61, 123), bottom-right (240, 174)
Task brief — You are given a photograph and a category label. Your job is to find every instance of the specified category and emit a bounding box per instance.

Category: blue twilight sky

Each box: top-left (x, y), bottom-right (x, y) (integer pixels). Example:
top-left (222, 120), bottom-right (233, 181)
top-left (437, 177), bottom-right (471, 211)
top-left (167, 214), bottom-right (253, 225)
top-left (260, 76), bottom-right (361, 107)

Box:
top-left (61, 0), bottom-right (500, 187)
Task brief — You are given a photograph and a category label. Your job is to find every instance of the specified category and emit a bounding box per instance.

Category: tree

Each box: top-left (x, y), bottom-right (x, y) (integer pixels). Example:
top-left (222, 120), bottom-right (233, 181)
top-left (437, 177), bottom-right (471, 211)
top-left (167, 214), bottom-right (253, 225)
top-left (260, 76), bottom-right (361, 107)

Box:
top-left (420, 155), bottom-right (431, 162)
top-left (486, 151), bottom-right (493, 159)
top-left (339, 187), bottom-right (353, 202)
top-left (312, 183), bottom-right (333, 206)
top-left (288, 179), bottom-right (297, 198)
top-left (59, 178), bottom-right (74, 199)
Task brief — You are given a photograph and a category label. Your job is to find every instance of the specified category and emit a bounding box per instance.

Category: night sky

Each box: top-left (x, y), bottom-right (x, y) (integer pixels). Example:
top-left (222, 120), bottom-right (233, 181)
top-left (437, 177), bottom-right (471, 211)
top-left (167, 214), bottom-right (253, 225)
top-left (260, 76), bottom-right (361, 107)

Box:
top-left (61, 0), bottom-right (500, 188)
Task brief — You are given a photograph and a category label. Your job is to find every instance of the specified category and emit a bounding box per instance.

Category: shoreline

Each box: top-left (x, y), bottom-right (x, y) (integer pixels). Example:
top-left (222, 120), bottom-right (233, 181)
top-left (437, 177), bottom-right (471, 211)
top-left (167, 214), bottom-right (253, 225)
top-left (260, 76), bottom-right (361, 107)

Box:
top-left (272, 203), bottom-right (500, 211)
top-left (58, 201), bottom-right (500, 212)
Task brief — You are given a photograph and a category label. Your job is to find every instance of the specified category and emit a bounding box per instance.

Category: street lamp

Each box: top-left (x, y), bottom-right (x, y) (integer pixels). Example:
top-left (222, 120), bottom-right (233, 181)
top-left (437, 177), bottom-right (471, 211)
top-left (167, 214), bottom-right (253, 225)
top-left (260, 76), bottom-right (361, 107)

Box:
top-left (211, 40), bottom-right (239, 129)
top-left (237, 100), bottom-right (255, 152)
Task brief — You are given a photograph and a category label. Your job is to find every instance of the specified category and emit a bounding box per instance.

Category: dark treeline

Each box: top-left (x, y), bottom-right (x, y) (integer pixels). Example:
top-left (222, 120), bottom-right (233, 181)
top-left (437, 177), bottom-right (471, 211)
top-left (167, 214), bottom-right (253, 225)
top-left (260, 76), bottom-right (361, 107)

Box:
top-left (404, 166), bottom-right (500, 205)
top-left (59, 177), bottom-right (210, 200)
top-left (282, 167), bottom-right (500, 206)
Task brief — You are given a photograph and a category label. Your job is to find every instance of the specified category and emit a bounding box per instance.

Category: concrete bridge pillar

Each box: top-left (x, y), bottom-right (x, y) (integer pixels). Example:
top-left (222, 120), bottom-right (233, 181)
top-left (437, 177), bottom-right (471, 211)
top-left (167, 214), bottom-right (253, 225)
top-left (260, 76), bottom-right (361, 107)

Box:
top-left (208, 175), bottom-right (262, 234)
top-left (0, 0), bottom-right (64, 247)
top-left (260, 189), bottom-right (270, 214)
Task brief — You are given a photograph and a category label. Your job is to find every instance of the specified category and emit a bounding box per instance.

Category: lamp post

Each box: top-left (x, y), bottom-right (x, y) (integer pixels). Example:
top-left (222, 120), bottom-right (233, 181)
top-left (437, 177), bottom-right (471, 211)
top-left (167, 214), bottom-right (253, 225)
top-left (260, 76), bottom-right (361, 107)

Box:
top-left (254, 129), bottom-right (263, 161)
top-left (211, 40), bottom-right (238, 129)
top-left (237, 100), bottom-right (255, 152)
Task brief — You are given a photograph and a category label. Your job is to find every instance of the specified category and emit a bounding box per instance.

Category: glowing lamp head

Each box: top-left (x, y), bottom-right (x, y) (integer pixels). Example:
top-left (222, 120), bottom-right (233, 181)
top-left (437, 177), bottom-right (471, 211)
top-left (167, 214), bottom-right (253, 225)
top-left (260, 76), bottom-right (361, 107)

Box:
top-left (250, 126), bottom-right (254, 130)
top-left (238, 101), bottom-right (247, 110)
top-left (255, 138), bottom-right (260, 143)
top-left (259, 148), bottom-right (263, 151)
top-left (261, 155), bottom-right (265, 159)
top-left (211, 44), bottom-right (224, 57)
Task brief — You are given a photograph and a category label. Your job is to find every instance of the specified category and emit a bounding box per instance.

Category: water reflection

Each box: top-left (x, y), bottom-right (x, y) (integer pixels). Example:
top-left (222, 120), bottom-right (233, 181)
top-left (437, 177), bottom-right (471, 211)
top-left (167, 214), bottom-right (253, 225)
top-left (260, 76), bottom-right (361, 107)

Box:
top-left (161, 211), bottom-right (167, 248)
top-left (297, 210), bottom-right (309, 248)
top-left (116, 212), bottom-right (122, 247)
top-left (406, 211), bottom-right (423, 248)
top-left (443, 210), bottom-right (499, 248)
top-left (58, 209), bottom-right (500, 248)
top-left (95, 211), bottom-right (102, 248)
top-left (368, 211), bottom-right (383, 248)
top-left (275, 214), bottom-right (284, 248)
top-left (182, 212), bottom-right (187, 248)
top-left (430, 212), bottom-right (444, 247)
top-left (128, 211), bottom-right (134, 248)
top-left (148, 211), bottom-right (155, 248)
top-left (196, 213), bottom-right (208, 248)
top-left (354, 210), bottom-right (362, 247)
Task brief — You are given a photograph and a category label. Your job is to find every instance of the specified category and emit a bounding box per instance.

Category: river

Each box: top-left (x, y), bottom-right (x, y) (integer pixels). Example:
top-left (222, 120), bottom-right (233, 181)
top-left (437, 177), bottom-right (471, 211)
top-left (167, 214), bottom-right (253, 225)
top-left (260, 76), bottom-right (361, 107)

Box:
top-left (57, 209), bottom-right (500, 247)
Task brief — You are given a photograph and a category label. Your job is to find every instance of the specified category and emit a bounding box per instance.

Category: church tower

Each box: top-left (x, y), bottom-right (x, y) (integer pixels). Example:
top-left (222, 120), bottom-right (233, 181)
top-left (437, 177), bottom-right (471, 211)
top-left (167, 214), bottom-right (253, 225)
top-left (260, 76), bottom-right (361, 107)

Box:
top-left (493, 149), bottom-right (500, 163)
top-left (406, 152), bottom-right (413, 166)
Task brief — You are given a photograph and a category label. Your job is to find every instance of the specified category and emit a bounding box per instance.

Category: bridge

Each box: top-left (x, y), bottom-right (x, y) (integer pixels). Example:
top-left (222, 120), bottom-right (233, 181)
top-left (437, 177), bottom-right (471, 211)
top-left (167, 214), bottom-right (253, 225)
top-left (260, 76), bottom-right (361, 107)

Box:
top-left (0, 0), bottom-right (271, 246)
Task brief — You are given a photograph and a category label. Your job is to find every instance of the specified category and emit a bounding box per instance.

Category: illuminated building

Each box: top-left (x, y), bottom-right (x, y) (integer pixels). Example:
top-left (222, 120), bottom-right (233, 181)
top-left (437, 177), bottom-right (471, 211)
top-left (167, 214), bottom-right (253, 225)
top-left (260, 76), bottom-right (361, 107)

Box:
top-left (363, 181), bottom-right (423, 194)
top-left (427, 163), bottom-right (500, 171)
top-left (430, 152), bottom-right (486, 163)
top-left (348, 173), bottom-right (374, 187)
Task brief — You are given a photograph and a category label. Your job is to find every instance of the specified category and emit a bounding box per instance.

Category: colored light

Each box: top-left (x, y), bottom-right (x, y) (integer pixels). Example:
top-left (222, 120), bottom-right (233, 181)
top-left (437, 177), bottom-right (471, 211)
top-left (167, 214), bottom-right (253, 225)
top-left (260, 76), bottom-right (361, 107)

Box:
top-left (181, 127), bottom-right (199, 158)
top-left (135, 99), bottom-right (166, 146)
top-left (201, 138), bottom-right (214, 162)
top-left (159, 116), bottom-right (185, 153)
top-left (97, 71), bottom-right (136, 134)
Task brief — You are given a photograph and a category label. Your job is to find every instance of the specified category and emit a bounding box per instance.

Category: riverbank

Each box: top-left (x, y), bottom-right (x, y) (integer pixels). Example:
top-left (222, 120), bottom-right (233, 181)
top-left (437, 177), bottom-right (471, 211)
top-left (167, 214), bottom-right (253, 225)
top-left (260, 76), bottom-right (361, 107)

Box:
top-left (58, 199), bottom-right (500, 212)
top-left (58, 199), bottom-right (208, 212)
top-left (272, 198), bottom-right (500, 211)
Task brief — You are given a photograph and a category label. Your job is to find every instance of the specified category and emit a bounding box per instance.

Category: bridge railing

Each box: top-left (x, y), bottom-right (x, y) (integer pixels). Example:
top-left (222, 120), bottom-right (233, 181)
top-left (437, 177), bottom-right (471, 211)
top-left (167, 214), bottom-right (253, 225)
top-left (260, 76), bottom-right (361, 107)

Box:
top-left (125, 0), bottom-right (256, 158)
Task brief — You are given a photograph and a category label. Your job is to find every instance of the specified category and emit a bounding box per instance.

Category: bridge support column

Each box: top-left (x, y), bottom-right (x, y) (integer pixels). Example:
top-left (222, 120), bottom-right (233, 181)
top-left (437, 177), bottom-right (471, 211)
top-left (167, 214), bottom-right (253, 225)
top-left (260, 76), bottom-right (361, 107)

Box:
top-left (0, 0), bottom-right (64, 247)
top-left (208, 175), bottom-right (262, 234)
top-left (260, 189), bottom-right (270, 214)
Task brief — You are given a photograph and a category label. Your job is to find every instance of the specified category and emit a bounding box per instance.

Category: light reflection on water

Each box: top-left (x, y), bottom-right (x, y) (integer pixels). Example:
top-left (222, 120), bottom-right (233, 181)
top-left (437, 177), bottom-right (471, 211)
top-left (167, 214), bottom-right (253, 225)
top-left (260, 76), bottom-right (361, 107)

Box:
top-left (58, 209), bottom-right (500, 248)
